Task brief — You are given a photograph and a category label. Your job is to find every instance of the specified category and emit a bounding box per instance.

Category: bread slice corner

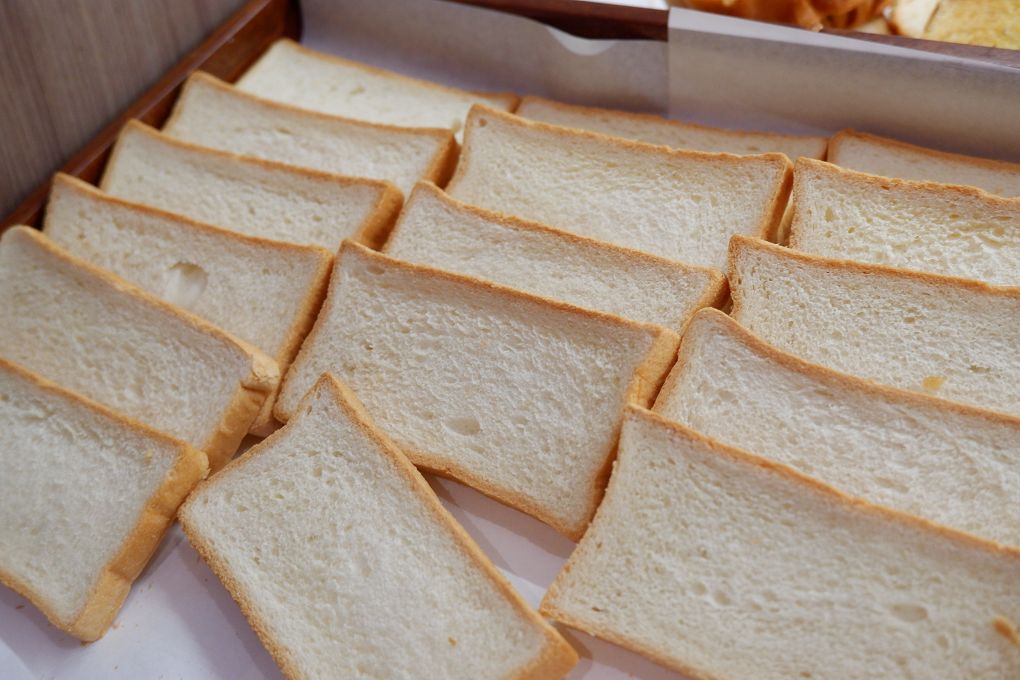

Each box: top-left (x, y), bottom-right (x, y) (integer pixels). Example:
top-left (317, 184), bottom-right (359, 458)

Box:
top-left (0, 358), bottom-right (207, 641)
top-left (180, 373), bottom-right (577, 679)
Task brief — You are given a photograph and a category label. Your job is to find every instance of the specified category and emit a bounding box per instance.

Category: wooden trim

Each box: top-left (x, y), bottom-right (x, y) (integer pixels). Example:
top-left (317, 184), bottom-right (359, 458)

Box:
top-left (1, 0), bottom-right (300, 231)
top-left (447, 0), bottom-right (668, 39)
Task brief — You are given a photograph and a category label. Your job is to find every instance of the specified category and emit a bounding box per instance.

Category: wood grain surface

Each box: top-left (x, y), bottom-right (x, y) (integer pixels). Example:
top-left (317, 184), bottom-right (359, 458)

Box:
top-left (0, 0), bottom-right (245, 217)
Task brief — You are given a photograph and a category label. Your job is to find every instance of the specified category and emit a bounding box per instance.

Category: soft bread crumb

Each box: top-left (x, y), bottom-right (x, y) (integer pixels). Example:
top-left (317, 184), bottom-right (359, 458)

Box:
top-left (543, 408), bottom-right (1020, 677)
top-left (655, 308), bottom-right (1020, 549)
top-left (181, 375), bottom-right (575, 678)
top-left (278, 243), bottom-right (678, 536)
top-left (447, 106), bottom-right (791, 270)
top-left (384, 182), bottom-right (725, 331)
top-left (729, 236), bottom-right (1020, 419)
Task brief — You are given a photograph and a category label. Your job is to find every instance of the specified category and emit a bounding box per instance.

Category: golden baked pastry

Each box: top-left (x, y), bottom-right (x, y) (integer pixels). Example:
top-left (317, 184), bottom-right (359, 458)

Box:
top-left (678, 0), bottom-right (889, 30)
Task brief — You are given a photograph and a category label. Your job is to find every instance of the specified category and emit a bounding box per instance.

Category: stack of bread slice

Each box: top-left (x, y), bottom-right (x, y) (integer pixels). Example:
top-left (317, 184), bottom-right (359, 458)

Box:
top-left (540, 107), bottom-right (1020, 676)
top-left (6, 34), bottom-right (1020, 680)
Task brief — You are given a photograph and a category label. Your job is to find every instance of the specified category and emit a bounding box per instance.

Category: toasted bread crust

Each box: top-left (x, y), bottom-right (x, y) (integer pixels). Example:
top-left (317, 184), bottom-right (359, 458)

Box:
top-left (518, 95), bottom-right (829, 160)
top-left (422, 137), bottom-right (460, 189)
top-left (0, 359), bottom-right (208, 642)
top-left (277, 241), bottom-right (681, 537)
top-left (569, 325), bottom-right (681, 539)
top-left (181, 374), bottom-right (577, 680)
top-left (636, 406), bottom-right (1020, 557)
top-left (788, 157), bottom-right (1020, 255)
top-left (447, 105), bottom-right (795, 253)
top-left (729, 233), bottom-right (1020, 312)
top-left (167, 72), bottom-right (459, 198)
top-left (351, 180), bottom-right (404, 250)
top-left (542, 405), bottom-right (1020, 676)
top-left (104, 120), bottom-right (399, 196)
top-left (829, 129), bottom-right (1020, 181)
top-left (658, 307), bottom-right (1020, 434)
top-left (204, 351), bottom-right (280, 471)
top-left (47, 174), bottom-right (332, 438)
top-left (170, 71), bottom-right (457, 142)
top-left (244, 39), bottom-right (520, 113)
top-left (9, 227), bottom-right (279, 469)
top-left (47, 174), bottom-right (334, 371)
top-left (539, 600), bottom-right (720, 680)
top-left (102, 121), bottom-right (405, 251)
top-left (383, 181), bottom-right (728, 330)
top-left (49, 174), bottom-right (332, 267)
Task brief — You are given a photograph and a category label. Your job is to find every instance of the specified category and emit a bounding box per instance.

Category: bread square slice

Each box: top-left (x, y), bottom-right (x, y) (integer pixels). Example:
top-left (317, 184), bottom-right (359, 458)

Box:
top-left (277, 242), bottom-right (679, 538)
top-left (729, 235), bottom-right (1020, 419)
top-left (517, 95), bottom-right (828, 160)
top-left (0, 358), bottom-right (207, 642)
top-left (787, 158), bottom-right (1020, 286)
top-left (0, 226), bottom-right (278, 470)
top-left (542, 406), bottom-right (1020, 678)
top-left (827, 129), bottom-right (1020, 197)
top-left (44, 173), bottom-right (331, 434)
top-left (163, 72), bottom-right (457, 194)
top-left (180, 374), bottom-right (577, 680)
top-left (383, 181), bottom-right (727, 331)
top-left (236, 38), bottom-right (518, 139)
top-left (446, 105), bottom-right (792, 270)
top-left (655, 307), bottom-right (1020, 548)
top-left (101, 121), bottom-right (402, 250)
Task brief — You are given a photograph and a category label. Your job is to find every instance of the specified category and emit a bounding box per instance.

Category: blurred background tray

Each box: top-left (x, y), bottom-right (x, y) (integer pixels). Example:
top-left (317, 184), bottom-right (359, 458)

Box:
top-left (5, 0), bottom-right (1020, 232)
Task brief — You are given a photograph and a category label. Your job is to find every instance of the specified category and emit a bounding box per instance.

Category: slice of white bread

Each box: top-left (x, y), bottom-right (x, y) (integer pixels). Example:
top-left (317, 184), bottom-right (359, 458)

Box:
top-left (101, 121), bottom-right (402, 250)
top-left (828, 129), bottom-right (1020, 197)
top-left (277, 242), bottom-right (679, 538)
top-left (541, 406), bottom-right (1020, 679)
top-left (383, 182), bottom-right (727, 330)
top-left (729, 235), bottom-right (1020, 418)
top-left (43, 173), bottom-right (332, 433)
top-left (787, 158), bottom-right (1020, 286)
top-left (890, 0), bottom-right (940, 36)
top-left (516, 95), bottom-right (828, 160)
top-left (163, 72), bottom-right (457, 195)
top-left (0, 358), bottom-right (207, 642)
top-left (180, 374), bottom-right (577, 680)
top-left (446, 105), bottom-right (792, 269)
top-left (0, 227), bottom-right (278, 470)
top-left (235, 38), bottom-right (518, 139)
top-left (655, 308), bottom-right (1020, 548)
